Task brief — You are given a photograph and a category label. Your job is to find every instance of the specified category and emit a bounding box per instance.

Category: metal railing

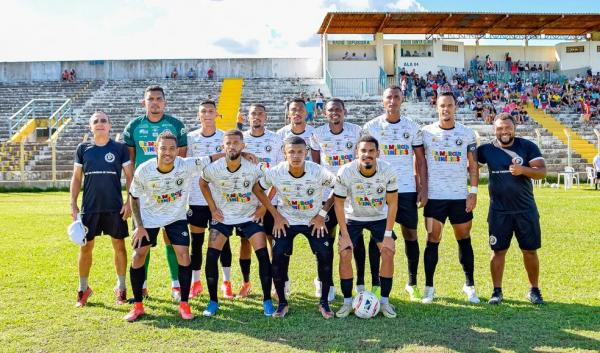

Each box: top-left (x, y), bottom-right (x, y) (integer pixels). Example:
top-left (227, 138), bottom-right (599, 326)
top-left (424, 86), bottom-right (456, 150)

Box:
top-left (8, 99), bottom-right (72, 139)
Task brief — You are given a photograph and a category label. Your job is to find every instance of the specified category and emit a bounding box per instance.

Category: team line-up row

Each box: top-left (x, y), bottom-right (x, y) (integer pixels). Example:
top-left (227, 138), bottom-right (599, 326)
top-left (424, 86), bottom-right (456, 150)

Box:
top-left (70, 85), bottom-right (547, 321)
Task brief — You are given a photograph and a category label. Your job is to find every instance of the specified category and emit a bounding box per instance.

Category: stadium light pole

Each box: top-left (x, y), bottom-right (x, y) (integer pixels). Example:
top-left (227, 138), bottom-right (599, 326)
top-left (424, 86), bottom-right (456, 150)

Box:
top-left (564, 129), bottom-right (572, 168)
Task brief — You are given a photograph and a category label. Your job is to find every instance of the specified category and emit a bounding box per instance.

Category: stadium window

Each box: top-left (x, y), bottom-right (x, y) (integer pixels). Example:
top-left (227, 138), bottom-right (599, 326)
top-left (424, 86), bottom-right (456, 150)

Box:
top-left (442, 45), bottom-right (458, 53)
top-left (597, 45), bottom-right (600, 53)
top-left (566, 46), bottom-right (584, 53)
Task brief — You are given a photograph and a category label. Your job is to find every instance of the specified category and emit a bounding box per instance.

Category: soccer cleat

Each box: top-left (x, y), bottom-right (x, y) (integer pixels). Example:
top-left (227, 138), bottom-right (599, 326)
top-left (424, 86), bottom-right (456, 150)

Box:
top-left (179, 302), bottom-right (194, 320)
top-left (221, 281), bottom-right (234, 299)
top-left (76, 287), bottom-right (93, 307)
top-left (319, 302), bottom-right (334, 319)
top-left (114, 287), bottom-right (127, 305)
top-left (463, 285), bottom-right (481, 304)
top-left (371, 285), bottom-right (381, 297)
top-left (422, 286), bottom-right (435, 304)
top-left (527, 288), bottom-right (546, 305)
top-left (405, 284), bottom-right (422, 302)
top-left (313, 278), bottom-right (322, 298)
top-left (203, 300), bottom-right (219, 317)
top-left (189, 281), bottom-right (203, 299)
top-left (238, 282), bottom-right (252, 298)
top-left (171, 287), bottom-right (181, 302)
top-left (380, 303), bottom-right (397, 318)
top-left (488, 289), bottom-right (503, 305)
top-left (263, 299), bottom-right (275, 316)
top-left (328, 286), bottom-right (336, 302)
top-left (284, 280), bottom-right (291, 299)
top-left (272, 303), bottom-right (289, 318)
top-left (335, 303), bottom-right (353, 318)
top-left (124, 303), bottom-right (145, 322)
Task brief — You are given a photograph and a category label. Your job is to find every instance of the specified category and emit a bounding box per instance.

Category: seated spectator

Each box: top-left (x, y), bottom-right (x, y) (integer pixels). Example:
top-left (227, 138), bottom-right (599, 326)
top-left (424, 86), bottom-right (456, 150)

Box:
top-left (473, 101), bottom-right (484, 120)
top-left (70, 69), bottom-right (76, 81)
top-left (207, 67), bottom-right (215, 79)
top-left (62, 70), bottom-right (70, 81)
top-left (187, 68), bottom-right (196, 79)
top-left (170, 67), bottom-right (178, 80)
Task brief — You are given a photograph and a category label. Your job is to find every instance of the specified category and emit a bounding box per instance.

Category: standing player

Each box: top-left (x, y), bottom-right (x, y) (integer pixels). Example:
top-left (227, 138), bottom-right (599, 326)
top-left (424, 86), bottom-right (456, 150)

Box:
top-left (254, 136), bottom-right (336, 319)
top-left (238, 104), bottom-right (284, 298)
top-left (123, 85), bottom-right (187, 301)
top-left (276, 98), bottom-right (318, 162)
top-left (334, 135), bottom-right (399, 318)
top-left (186, 100), bottom-right (234, 299)
top-left (70, 112), bottom-right (133, 307)
top-left (125, 132), bottom-right (213, 321)
top-left (200, 130), bottom-right (275, 317)
top-left (311, 98), bottom-right (367, 299)
top-left (420, 92), bottom-right (480, 304)
top-left (478, 113), bottom-right (547, 305)
top-left (363, 86), bottom-right (428, 300)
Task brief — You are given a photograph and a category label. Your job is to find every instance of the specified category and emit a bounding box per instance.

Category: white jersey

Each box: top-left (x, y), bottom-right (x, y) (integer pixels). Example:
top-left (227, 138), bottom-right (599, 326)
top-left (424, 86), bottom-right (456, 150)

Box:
top-left (276, 124), bottom-right (315, 161)
top-left (422, 122), bottom-right (476, 200)
top-left (201, 158), bottom-right (262, 225)
top-left (310, 122), bottom-right (362, 174)
top-left (186, 129), bottom-right (224, 206)
top-left (362, 115), bottom-right (423, 193)
top-left (130, 156), bottom-right (211, 228)
top-left (259, 161), bottom-right (335, 226)
top-left (334, 160), bottom-right (398, 222)
top-left (243, 129), bottom-right (284, 205)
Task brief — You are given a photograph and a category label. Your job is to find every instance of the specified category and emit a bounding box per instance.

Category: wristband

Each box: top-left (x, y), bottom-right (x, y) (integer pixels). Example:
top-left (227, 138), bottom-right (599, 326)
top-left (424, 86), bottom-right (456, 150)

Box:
top-left (384, 230), bottom-right (393, 238)
top-left (318, 209), bottom-right (328, 217)
top-left (469, 186), bottom-right (478, 194)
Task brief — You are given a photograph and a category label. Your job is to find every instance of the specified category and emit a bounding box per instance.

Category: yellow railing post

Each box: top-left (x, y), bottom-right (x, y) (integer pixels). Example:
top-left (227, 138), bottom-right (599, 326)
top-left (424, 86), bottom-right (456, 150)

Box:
top-left (20, 140), bottom-right (26, 181)
top-left (51, 140), bottom-right (57, 182)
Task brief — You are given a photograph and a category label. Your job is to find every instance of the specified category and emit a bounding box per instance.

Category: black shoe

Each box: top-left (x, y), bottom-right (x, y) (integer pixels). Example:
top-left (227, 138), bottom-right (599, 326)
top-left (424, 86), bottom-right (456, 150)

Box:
top-left (527, 288), bottom-right (545, 305)
top-left (488, 288), bottom-right (503, 305)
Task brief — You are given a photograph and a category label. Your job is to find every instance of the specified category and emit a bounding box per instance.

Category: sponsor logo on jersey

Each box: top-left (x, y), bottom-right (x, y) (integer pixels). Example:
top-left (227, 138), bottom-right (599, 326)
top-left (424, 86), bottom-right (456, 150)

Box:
top-left (182, 231), bottom-right (189, 237)
top-left (222, 192), bottom-right (253, 203)
top-left (104, 152), bottom-right (115, 163)
top-left (325, 154), bottom-right (353, 166)
top-left (355, 196), bottom-right (385, 207)
top-left (139, 141), bottom-right (156, 155)
top-left (382, 144), bottom-right (410, 156)
top-left (152, 190), bottom-right (183, 203)
top-left (257, 157), bottom-right (272, 169)
top-left (284, 198), bottom-right (314, 210)
top-left (432, 150), bottom-right (462, 162)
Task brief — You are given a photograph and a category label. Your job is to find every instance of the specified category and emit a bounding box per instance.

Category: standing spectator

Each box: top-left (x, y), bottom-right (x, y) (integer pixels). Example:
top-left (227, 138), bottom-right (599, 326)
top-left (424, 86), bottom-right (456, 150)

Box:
top-left (315, 90), bottom-right (324, 117)
top-left (187, 68), bottom-right (196, 80)
top-left (207, 67), bottom-right (215, 79)
top-left (170, 67), bottom-right (178, 80)
top-left (236, 108), bottom-right (245, 130)
top-left (70, 69), bottom-right (77, 81)
top-left (62, 70), bottom-right (70, 81)
top-left (305, 97), bottom-right (316, 125)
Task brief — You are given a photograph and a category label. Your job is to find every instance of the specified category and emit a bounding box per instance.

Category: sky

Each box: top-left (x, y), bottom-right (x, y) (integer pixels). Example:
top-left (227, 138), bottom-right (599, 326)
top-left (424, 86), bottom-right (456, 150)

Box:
top-left (0, 0), bottom-right (599, 62)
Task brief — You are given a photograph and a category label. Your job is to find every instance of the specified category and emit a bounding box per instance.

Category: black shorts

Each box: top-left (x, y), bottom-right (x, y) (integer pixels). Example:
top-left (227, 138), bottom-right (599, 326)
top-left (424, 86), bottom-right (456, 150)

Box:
top-left (325, 206), bottom-right (338, 236)
top-left (236, 210), bottom-right (275, 238)
top-left (187, 205), bottom-right (211, 228)
top-left (210, 221), bottom-right (265, 239)
top-left (488, 210), bottom-right (541, 251)
top-left (347, 218), bottom-right (396, 247)
top-left (396, 192), bottom-right (418, 229)
top-left (424, 199), bottom-right (473, 225)
top-left (82, 212), bottom-right (128, 241)
top-left (272, 225), bottom-right (333, 259)
top-left (139, 219), bottom-right (190, 248)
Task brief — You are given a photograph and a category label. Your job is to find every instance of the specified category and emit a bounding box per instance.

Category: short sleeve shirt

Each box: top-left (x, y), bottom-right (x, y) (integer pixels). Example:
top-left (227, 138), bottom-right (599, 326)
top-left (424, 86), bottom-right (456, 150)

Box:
top-left (276, 124), bottom-right (316, 162)
top-left (186, 129), bottom-right (224, 206)
top-left (310, 122), bottom-right (362, 175)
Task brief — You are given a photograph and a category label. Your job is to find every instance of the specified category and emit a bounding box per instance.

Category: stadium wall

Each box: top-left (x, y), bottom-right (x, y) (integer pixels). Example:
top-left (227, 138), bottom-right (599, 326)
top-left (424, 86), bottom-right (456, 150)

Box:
top-left (0, 58), bottom-right (322, 82)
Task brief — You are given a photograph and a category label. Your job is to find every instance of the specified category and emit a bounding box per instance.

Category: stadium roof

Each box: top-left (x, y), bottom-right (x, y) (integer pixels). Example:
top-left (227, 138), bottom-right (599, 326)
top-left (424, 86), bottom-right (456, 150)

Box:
top-left (317, 12), bottom-right (600, 38)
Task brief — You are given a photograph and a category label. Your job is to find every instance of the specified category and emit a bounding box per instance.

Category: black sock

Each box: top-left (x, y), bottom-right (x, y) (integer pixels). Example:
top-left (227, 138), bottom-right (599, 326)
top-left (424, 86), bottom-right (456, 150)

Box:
top-left (272, 254), bottom-right (287, 305)
top-left (190, 232), bottom-right (204, 271)
top-left (341, 278), bottom-right (353, 299)
top-left (404, 239), bottom-right (420, 286)
top-left (178, 264), bottom-right (192, 302)
top-left (282, 255), bottom-right (290, 282)
top-left (380, 276), bottom-right (393, 298)
top-left (130, 266), bottom-right (145, 303)
top-left (457, 238), bottom-right (475, 286)
top-left (240, 258), bottom-right (251, 283)
top-left (368, 238), bottom-right (381, 286)
top-left (205, 247), bottom-right (221, 302)
top-left (317, 252), bottom-right (333, 304)
top-left (220, 239), bottom-right (232, 267)
top-left (353, 238), bottom-right (366, 286)
top-left (424, 241), bottom-right (439, 287)
top-left (254, 248), bottom-right (272, 301)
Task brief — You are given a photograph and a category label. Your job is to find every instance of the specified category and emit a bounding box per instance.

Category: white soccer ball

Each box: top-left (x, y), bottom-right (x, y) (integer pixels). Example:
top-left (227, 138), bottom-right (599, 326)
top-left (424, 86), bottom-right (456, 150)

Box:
top-left (352, 291), bottom-right (380, 319)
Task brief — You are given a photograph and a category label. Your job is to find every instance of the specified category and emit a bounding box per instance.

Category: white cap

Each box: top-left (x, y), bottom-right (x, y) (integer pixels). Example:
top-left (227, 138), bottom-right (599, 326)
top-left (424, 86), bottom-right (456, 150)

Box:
top-left (68, 215), bottom-right (87, 246)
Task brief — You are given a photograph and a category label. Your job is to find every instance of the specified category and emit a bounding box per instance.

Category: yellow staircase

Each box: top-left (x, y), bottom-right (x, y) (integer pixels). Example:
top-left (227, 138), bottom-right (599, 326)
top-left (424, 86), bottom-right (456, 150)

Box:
top-left (527, 103), bottom-right (597, 163)
top-left (216, 78), bottom-right (244, 131)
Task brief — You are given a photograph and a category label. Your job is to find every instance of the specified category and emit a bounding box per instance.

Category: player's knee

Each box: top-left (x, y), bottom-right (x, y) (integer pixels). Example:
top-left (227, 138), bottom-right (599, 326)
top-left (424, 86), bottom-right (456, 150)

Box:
top-left (522, 249), bottom-right (537, 257)
top-left (339, 248), bottom-right (353, 263)
top-left (80, 241), bottom-right (94, 253)
top-left (402, 229), bottom-right (418, 241)
top-left (111, 238), bottom-right (126, 251)
top-left (381, 247), bottom-right (395, 260)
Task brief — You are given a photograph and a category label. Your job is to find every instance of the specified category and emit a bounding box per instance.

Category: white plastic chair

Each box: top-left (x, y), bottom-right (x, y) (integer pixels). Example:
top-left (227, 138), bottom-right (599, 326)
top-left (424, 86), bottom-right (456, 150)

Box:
top-left (586, 166), bottom-right (597, 188)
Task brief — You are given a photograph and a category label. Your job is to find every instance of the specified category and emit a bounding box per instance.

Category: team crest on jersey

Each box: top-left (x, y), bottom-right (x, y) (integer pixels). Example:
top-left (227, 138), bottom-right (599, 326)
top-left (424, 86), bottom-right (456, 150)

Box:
top-left (512, 157), bottom-right (523, 165)
top-left (377, 186), bottom-right (385, 194)
top-left (403, 132), bottom-right (410, 139)
top-left (346, 141), bottom-right (353, 149)
top-left (456, 138), bottom-right (463, 146)
top-left (265, 145), bottom-right (272, 152)
top-left (307, 187), bottom-right (315, 196)
top-left (176, 178), bottom-right (184, 186)
top-left (104, 152), bottom-right (115, 163)
top-left (182, 231), bottom-right (189, 237)
top-left (187, 209), bottom-right (193, 217)
top-left (216, 145), bottom-right (223, 152)
top-left (489, 235), bottom-right (497, 246)
top-left (180, 127), bottom-right (186, 135)
top-left (210, 220), bottom-right (218, 225)
top-left (243, 180), bottom-right (250, 188)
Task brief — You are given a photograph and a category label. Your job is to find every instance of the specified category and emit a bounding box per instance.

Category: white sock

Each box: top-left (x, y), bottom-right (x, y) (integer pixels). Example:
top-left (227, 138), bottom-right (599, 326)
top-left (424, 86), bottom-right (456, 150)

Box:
top-left (356, 284), bottom-right (365, 293)
top-left (117, 275), bottom-right (126, 290)
top-left (222, 267), bottom-right (231, 282)
top-left (192, 270), bottom-right (201, 283)
top-left (171, 280), bottom-right (180, 288)
top-left (79, 277), bottom-right (88, 292)
top-left (344, 297), bottom-right (352, 305)
top-left (380, 297), bottom-right (389, 304)
top-left (142, 280), bottom-right (147, 289)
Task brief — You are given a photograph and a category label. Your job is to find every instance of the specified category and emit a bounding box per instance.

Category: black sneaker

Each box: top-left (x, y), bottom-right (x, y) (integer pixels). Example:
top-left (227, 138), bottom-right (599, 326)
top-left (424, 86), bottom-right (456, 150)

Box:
top-left (527, 288), bottom-right (545, 305)
top-left (488, 288), bottom-right (503, 305)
